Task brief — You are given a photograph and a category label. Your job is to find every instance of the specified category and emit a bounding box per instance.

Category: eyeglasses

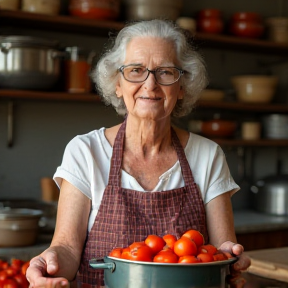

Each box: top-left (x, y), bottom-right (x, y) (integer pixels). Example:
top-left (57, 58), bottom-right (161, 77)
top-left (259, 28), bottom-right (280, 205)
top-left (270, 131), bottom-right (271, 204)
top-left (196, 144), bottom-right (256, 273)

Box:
top-left (118, 65), bottom-right (184, 86)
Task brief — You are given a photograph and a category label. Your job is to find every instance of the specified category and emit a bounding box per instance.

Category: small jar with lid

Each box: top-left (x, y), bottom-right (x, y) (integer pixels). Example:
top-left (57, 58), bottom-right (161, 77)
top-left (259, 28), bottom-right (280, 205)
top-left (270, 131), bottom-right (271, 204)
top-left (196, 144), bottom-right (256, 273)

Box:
top-left (197, 9), bottom-right (224, 34)
top-left (22, 0), bottom-right (61, 15)
top-left (229, 12), bottom-right (265, 38)
top-left (64, 47), bottom-right (95, 93)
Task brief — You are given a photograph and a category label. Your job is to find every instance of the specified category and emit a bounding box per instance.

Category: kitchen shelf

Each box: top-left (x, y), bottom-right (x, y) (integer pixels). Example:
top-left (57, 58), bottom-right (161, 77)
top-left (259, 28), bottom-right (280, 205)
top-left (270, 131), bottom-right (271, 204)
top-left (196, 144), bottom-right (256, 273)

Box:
top-left (0, 89), bottom-right (101, 102)
top-left (196, 100), bottom-right (288, 113)
top-left (1, 10), bottom-right (288, 54)
top-left (212, 138), bottom-right (288, 147)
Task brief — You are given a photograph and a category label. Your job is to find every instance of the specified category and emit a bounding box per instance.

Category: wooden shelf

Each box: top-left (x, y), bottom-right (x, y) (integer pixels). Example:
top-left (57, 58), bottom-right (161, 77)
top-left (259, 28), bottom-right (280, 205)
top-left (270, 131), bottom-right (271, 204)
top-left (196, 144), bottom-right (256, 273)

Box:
top-left (1, 10), bottom-right (288, 54)
top-left (212, 138), bottom-right (288, 147)
top-left (0, 89), bottom-right (101, 102)
top-left (196, 100), bottom-right (288, 113)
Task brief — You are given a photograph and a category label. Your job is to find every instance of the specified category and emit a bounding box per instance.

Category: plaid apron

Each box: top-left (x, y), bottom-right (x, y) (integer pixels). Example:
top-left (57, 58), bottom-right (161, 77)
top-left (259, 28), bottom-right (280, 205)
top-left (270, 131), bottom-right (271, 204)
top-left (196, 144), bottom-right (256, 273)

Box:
top-left (77, 119), bottom-right (208, 287)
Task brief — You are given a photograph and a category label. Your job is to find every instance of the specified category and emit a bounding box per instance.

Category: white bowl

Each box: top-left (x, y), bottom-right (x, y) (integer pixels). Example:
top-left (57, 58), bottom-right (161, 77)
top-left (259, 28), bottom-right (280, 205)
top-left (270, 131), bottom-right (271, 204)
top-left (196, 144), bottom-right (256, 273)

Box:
top-left (231, 75), bottom-right (278, 103)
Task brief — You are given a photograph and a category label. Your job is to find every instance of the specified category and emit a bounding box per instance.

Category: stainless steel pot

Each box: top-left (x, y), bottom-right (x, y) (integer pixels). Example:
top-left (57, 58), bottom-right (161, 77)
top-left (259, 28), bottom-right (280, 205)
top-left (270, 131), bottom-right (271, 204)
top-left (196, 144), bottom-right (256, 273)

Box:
top-left (251, 174), bottom-right (288, 215)
top-left (89, 256), bottom-right (236, 288)
top-left (0, 36), bottom-right (62, 90)
top-left (0, 208), bottom-right (43, 247)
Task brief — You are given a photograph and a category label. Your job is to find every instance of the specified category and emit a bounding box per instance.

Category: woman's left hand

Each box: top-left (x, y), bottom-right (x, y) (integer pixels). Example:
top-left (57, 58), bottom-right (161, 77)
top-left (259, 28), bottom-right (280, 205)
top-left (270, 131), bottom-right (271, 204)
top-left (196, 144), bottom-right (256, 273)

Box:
top-left (218, 241), bottom-right (251, 288)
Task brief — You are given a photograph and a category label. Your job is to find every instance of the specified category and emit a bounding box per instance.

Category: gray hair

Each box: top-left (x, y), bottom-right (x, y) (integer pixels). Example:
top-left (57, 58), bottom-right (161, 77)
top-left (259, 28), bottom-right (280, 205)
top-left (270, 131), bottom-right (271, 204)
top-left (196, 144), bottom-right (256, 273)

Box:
top-left (92, 19), bottom-right (208, 118)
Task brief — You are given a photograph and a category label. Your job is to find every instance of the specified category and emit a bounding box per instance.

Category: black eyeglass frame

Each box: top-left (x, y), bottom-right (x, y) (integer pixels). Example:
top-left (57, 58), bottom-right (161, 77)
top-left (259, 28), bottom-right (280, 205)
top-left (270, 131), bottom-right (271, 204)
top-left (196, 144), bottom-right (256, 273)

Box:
top-left (118, 65), bottom-right (184, 86)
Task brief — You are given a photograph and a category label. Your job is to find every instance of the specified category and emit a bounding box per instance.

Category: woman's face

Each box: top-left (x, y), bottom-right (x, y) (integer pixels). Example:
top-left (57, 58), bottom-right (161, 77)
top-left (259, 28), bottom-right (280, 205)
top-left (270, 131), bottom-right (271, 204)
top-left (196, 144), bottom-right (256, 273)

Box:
top-left (116, 37), bottom-right (184, 121)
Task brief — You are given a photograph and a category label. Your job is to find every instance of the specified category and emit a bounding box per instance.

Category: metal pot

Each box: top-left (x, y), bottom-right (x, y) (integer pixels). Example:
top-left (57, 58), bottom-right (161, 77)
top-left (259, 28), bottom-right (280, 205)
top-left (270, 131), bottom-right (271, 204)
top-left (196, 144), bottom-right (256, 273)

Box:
top-left (251, 174), bottom-right (288, 215)
top-left (89, 256), bottom-right (236, 288)
top-left (0, 208), bottom-right (43, 247)
top-left (0, 36), bottom-right (62, 90)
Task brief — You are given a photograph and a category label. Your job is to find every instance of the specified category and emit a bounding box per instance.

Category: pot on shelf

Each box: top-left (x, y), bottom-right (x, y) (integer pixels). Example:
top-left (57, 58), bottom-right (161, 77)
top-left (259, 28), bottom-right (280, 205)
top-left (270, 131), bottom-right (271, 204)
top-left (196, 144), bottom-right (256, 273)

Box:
top-left (0, 208), bottom-right (43, 247)
top-left (0, 36), bottom-right (62, 90)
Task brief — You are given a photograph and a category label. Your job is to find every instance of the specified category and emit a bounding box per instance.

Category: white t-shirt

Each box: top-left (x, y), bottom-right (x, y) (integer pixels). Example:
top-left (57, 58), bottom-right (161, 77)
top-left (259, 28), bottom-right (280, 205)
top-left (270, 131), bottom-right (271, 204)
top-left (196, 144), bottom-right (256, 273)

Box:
top-left (54, 128), bottom-right (239, 231)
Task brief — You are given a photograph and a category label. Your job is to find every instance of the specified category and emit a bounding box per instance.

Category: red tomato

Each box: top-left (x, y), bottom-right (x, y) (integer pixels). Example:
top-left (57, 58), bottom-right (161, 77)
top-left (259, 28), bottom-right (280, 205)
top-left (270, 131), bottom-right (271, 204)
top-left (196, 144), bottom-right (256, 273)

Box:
top-left (109, 248), bottom-right (123, 258)
top-left (153, 250), bottom-right (178, 263)
top-left (182, 229), bottom-right (204, 247)
top-left (0, 262), bottom-right (9, 271)
top-left (197, 253), bottom-right (214, 263)
top-left (129, 242), bottom-right (146, 250)
top-left (129, 245), bottom-right (153, 262)
top-left (21, 262), bottom-right (30, 276)
top-left (173, 237), bottom-right (197, 257)
top-left (213, 252), bottom-right (228, 262)
top-left (10, 259), bottom-right (24, 272)
top-left (5, 268), bottom-right (17, 278)
top-left (144, 235), bottom-right (165, 255)
top-left (121, 247), bottom-right (131, 260)
top-left (197, 244), bottom-right (217, 255)
top-left (2, 279), bottom-right (19, 288)
top-left (178, 255), bottom-right (200, 263)
top-left (14, 273), bottom-right (29, 288)
top-left (0, 271), bottom-right (8, 282)
top-left (162, 234), bottom-right (177, 250)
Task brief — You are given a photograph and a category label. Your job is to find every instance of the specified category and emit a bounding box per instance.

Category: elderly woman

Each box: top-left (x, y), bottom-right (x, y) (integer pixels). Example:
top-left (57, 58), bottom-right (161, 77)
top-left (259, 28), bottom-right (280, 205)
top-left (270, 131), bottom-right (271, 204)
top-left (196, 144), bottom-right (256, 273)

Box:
top-left (26, 19), bottom-right (250, 288)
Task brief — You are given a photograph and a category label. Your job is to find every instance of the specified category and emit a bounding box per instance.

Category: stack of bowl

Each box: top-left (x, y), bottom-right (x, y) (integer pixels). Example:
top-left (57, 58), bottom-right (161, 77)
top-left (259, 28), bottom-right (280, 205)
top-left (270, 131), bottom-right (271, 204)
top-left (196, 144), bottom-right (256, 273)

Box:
top-left (262, 114), bottom-right (288, 139)
top-left (266, 17), bottom-right (288, 43)
top-left (231, 75), bottom-right (278, 103)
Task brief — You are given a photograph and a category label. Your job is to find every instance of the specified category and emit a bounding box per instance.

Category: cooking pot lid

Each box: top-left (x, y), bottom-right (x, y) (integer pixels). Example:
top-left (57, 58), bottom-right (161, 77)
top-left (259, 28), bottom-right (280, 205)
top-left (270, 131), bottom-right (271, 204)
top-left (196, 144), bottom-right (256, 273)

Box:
top-left (0, 36), bottom-right (59, 49)
top-left (0, 208), bottom-right (43, 220)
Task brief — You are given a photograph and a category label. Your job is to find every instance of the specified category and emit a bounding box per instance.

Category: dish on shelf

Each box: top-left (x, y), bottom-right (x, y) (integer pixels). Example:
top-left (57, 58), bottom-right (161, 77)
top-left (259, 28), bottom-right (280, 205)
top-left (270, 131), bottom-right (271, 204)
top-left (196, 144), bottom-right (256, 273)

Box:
top-left (199, 89), bottom-right (225, 102)
top-left (231, 75), bottom-right (278, 103)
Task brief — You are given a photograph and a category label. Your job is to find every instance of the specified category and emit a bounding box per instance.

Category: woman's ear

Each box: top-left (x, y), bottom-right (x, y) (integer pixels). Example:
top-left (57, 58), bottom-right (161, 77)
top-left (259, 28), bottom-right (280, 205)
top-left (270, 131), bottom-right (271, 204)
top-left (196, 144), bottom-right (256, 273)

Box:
top-left (115, 83), bottom-right (123, 98)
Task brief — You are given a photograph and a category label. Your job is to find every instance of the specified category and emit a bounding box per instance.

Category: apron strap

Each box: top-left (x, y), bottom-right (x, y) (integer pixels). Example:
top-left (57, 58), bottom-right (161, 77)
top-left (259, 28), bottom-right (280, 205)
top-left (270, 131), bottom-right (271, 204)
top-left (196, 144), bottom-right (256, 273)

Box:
top-left (108, 118), bottom-right (195, 187)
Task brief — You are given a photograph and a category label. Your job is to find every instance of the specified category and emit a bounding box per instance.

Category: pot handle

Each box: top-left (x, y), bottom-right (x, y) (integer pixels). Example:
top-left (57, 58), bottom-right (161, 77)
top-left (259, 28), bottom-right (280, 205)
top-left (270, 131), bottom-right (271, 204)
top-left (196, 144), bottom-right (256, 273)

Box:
top-left (89, 259), bottom-right (115, 273)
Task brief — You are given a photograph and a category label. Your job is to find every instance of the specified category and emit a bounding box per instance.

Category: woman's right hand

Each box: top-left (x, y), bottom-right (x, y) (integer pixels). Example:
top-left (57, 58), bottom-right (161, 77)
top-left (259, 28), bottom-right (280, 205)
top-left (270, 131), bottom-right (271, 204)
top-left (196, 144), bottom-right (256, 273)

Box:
top-left (26, 248), bottom-right (70, 288)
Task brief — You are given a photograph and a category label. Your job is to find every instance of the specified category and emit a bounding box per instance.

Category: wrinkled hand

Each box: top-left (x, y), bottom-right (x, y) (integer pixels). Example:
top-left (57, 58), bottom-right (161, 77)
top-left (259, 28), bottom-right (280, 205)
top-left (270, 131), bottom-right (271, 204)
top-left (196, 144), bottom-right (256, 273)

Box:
top-left (218, 241), bottom-right (251, 288)
top-left (26, 248), bottom-right (70, 288)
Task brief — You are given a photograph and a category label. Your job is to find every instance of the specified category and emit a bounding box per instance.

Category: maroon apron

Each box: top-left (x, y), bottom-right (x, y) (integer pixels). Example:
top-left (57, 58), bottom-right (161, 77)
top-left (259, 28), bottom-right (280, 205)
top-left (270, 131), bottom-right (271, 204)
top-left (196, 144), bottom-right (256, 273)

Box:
top-left (78, 119), bottom-right (208, 287)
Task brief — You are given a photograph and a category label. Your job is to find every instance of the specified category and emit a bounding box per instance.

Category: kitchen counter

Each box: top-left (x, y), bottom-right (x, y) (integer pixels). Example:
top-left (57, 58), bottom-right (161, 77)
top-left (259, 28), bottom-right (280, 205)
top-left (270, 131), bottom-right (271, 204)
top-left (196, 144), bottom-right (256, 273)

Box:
top-left (234, 209), bottom-right (288, 234)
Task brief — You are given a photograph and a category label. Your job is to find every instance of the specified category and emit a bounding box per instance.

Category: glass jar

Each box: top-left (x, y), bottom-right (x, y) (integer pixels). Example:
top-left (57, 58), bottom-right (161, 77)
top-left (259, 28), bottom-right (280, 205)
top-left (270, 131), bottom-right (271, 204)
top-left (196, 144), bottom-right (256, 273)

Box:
top-left (64, 47), bottom-right (95, 93)
top-left (0, 0), bottom-right (20, 10)
top-left (69, 0), bottom-right (120, 20)
top-left (197, 9), bottom-right (224, 34)
top-left (22, 0), bottom-right (61, 15)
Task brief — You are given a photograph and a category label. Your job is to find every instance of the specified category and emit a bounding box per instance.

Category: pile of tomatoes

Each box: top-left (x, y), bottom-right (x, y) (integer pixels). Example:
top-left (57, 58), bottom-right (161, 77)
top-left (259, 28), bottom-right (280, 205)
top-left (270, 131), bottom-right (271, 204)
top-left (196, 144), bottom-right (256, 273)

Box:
top-left (109, 229), bottom-right (233, 264)
top-left (0, 259), bottom-right (30, 288)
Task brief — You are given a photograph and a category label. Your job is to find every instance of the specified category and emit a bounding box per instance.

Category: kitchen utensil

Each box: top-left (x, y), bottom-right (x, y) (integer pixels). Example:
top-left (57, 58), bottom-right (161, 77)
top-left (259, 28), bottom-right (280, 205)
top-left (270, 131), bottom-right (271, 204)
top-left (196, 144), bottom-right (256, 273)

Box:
top-left (262, 114), bottom-right (288, 139)
top-left (251, 159), bottom-right (288, 215)
top-left (231, 75), bottom-right (278, 103)
top-left (229, 12), bottom-right (264, 38)
top-left (176, 17), bottom-right (197, 35)
top-left (89, 256), bottom-right (237, 288)
top-left (241, 122), bottom-right (261, 140)
top-left (41, 178), bottom-right (59, 202)
top-left (0, 36), bottom-right (62, 90)
top-left (266, 17), bottom-right (288, 43)
top-left (22, 0), bottom-right (61, 15)
top-left (69, 0), bottom-right (120, 20)
top-left (122, 0), bottom-right (183, 21)
top-left (201, 119), bottom-right (237, 138)
top-left (0, 208), bottom-right (43, 247)
top-left (0, 0), bottom-right (20, 10)
top-left (197, 9), bottom-right (224, 34)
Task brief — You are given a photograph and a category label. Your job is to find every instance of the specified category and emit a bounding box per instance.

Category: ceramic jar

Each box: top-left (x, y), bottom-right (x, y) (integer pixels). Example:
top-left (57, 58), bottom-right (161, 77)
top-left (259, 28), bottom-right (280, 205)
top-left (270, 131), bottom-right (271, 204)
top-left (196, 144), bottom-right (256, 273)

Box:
top-left (230, 12), bottom-right (264, 38)
top-left (197, 9), bottom-right (224, 34)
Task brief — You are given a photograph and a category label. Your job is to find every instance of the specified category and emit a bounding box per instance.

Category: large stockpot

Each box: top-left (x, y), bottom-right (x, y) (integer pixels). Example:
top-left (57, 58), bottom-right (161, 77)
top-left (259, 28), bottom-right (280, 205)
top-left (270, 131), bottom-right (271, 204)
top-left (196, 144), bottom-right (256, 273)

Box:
top-left (89, 256), bottom-right (236, 288)
top-left (251, 174), bottom-right (288, 215)
top-left (0, 36), bottom-right (62, 90)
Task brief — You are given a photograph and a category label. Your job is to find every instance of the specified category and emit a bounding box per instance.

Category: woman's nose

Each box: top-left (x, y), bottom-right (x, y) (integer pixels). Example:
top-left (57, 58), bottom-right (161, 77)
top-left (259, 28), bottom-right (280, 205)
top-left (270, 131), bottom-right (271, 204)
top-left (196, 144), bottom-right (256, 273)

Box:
top-left (143, 71), bottom-right (157, 89)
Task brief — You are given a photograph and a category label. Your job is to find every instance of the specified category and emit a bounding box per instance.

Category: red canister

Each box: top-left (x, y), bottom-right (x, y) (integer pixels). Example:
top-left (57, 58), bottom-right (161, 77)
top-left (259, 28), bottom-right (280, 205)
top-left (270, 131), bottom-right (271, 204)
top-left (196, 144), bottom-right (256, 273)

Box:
top-left (230, 12), bottom-right (265, 38)
top-left (69, 0), bottom-right (120, 20)
top-left (197, 9), bottom-right (224, 34)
